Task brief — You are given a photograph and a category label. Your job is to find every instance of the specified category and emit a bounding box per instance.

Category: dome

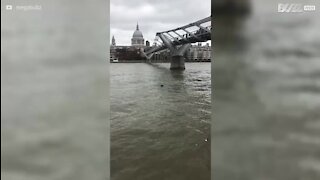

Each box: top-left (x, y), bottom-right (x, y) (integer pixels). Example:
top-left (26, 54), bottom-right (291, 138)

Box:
top-left (132, 23), bottom-right (143, 38)
top-left (131, 22), bottom-right (145, 47)
top-left (133, 30), bottom-right (143, 38)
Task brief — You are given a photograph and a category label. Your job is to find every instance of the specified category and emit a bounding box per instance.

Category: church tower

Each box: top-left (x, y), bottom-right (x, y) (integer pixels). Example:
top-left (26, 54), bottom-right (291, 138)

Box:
top-left (111, 35), bottom-right (116, 46)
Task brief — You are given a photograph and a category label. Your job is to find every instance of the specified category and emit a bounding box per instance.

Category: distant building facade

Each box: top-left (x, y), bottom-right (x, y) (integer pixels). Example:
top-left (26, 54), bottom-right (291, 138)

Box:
top-left (150, 43), bottom-right (211, 62)
top-left (111, 46), bottom-right (145, 62)
top-left (187, 43), bottom-right (211, 61)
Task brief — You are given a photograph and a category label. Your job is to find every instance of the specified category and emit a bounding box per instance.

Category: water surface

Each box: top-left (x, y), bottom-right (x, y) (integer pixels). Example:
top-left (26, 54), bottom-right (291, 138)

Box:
top-left (111, 63), bottom-right (211, 180)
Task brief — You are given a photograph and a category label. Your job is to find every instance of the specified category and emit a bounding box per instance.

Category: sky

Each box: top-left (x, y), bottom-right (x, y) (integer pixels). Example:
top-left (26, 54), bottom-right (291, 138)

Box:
top-left (110, 0), bottom-right (211, 46)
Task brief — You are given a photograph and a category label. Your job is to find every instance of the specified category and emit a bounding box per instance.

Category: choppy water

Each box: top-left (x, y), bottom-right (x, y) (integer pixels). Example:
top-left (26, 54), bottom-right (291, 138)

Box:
top-left (111, 63), bottom-right (211, 180)
top-left (213, 0), bottom-right (320, 179)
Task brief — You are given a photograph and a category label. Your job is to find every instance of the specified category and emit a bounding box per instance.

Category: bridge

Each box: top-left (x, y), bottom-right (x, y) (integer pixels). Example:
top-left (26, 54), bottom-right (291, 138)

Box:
top-left (142, 16), bottom-right (211, 70)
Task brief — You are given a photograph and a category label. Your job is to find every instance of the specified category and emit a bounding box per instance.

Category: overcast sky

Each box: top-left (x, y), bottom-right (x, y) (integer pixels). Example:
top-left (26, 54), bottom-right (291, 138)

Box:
top-left (110, 0), bottom-right (211, 46)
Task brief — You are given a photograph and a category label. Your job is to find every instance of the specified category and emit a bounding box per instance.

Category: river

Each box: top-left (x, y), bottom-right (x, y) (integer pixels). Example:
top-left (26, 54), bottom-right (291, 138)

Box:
top-left (111, 63), bottom-right (211, 180)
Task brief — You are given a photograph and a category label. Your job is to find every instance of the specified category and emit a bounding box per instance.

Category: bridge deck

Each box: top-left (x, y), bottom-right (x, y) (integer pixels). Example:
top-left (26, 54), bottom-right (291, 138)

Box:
top-left (144, 16), bottom-right (211, 57)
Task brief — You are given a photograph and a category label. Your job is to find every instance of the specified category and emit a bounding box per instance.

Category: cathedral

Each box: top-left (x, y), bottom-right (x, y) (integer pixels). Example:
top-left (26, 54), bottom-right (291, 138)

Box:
top-left (111, 22), bottom-right (146, 48)
top-left (131, 23), bottom-right (145, 47)
top-left (110, 23), bottom-right (148, 62)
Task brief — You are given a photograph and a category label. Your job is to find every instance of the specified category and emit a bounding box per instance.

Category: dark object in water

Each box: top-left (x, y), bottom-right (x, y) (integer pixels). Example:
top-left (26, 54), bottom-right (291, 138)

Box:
top-left (160, 84), bottom-right (164, 87)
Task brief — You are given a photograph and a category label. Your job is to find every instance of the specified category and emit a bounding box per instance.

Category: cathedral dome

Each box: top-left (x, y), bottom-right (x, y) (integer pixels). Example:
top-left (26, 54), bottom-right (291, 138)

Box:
top-left (132, 23), bottom-right (143, 38)
top-left (133, 29), bottom-right (143, 38)
top-left (131, 22), bottom-right (145, 47)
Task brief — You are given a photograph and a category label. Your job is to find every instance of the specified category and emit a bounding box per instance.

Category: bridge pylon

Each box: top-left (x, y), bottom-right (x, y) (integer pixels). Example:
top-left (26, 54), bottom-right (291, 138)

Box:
top-left (170, 55), bottom-right (185, 70)
top-left (170, 43), bottom-right (191, 70)
top-left (158, 34), bottom-right (191, 70)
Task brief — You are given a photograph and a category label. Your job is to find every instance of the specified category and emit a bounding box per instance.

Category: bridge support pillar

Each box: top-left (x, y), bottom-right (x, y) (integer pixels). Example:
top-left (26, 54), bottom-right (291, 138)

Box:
top-left (170, 55), bottom-right (185, 70)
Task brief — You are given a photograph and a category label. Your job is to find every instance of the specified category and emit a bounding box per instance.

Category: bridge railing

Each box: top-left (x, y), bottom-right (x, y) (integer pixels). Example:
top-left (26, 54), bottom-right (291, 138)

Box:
top-left (156, 16), bottom-right (211, 44)
top-left (145, 16), bottom-right (211, 56)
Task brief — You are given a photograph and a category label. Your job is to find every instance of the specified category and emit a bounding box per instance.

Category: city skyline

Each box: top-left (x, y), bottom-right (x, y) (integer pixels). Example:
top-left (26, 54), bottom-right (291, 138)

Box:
top-left (110, 0), bottom-right (211, 46)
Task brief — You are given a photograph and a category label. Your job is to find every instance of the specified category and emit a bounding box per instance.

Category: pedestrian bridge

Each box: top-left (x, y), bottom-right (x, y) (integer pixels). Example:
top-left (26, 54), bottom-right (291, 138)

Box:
top-left (142, 16), bottom-right (211, 70)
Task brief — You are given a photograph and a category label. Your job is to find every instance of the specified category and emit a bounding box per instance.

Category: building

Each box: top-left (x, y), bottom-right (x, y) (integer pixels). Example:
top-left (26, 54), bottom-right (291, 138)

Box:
top-left (111, 35), bottom-right (116, 46)
top-left (110, 23), bottom-right (147, 62)
top-left (110, 36), bottom-right (118, 62)
top-left (146, 40), bottom-right (150, 47)
top-left (187, 43), bottom-right (211, 62)
top-left (150, 43), bottom-right (211, 62)
top-left (131, 23), bottom-right (145, 47)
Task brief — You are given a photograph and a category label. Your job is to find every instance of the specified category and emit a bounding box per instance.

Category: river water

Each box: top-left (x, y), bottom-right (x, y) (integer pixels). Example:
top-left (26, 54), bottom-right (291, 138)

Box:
top-left (213, 0), bottom-right (320, 179)
top-left (111, 63), bottom-right (211, 180)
